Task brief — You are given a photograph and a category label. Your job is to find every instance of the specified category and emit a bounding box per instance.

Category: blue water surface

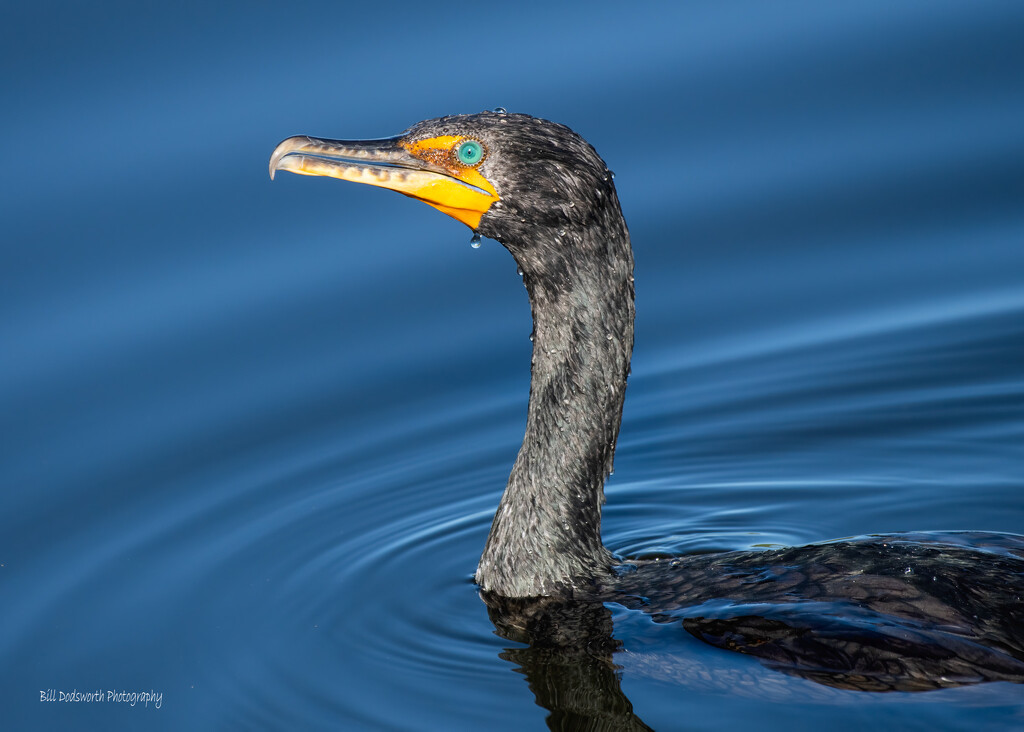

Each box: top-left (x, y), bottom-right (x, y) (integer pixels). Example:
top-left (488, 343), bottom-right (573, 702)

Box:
top-left (2, 1), bottom-right (1024, 729)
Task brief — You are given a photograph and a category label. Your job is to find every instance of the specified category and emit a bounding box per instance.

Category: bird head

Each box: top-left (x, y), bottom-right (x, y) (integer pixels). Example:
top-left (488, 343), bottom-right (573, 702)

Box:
top-left (269, 111), bottom-right (620, 252)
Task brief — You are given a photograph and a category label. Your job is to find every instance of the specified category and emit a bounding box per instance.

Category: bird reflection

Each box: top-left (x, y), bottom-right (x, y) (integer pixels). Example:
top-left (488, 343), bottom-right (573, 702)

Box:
top-left (484, 595), bottom-right (654, 732)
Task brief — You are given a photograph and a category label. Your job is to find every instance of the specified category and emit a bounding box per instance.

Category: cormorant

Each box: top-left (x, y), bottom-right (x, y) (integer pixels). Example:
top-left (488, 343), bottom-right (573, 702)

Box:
top-left (270, 112), bottom-right (1024, 691)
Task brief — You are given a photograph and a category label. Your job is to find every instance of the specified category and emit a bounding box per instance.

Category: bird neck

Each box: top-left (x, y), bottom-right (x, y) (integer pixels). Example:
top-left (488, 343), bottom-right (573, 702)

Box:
top-left (477, 216), bottom-right (634, 597)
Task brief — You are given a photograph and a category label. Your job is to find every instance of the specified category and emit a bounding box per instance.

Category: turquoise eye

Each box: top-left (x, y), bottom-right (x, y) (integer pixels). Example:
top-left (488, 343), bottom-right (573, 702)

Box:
top-left (456, 140), bottom-right (484, 166)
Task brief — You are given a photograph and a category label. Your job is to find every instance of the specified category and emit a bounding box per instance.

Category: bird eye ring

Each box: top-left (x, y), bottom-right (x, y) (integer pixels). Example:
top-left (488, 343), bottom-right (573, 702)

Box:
top-left (455, 139), bottom-right (485, 166)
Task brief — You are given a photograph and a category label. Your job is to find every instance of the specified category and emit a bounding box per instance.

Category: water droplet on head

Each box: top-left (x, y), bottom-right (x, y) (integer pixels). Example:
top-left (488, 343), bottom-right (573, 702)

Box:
top-left (606, 333), bottom-right (614, 340)
top-left (493, 106), bottom-right (507, 114)
top-left (469, 232), bottom-right (482, 248)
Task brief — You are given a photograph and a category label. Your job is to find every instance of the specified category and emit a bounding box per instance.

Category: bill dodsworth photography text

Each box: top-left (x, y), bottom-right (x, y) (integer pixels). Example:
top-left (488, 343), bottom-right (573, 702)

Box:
top-left (40, 688), bottom-right (163, 709)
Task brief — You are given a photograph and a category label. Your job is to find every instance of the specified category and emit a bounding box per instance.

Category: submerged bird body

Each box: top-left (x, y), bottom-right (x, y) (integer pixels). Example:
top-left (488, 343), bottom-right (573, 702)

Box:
top-left (271, 112), bottom-right (1024, 689)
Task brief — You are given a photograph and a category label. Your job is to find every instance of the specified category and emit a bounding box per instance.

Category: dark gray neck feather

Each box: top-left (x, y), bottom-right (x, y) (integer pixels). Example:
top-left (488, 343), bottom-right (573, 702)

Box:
top-left (476, 203), bottom-right (634, 597)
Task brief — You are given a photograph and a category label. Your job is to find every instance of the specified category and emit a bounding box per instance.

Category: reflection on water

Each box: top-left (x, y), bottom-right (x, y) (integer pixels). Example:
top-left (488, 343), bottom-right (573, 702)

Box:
top-left (4, 1), bottom-right (1024, 730)
top-left (486, 597), bottom-right (654, 731)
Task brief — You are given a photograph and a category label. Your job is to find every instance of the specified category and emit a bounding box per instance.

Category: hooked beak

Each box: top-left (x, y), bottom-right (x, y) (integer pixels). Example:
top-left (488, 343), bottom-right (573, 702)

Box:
top-left (269, 134), bottom-right (499, 229)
